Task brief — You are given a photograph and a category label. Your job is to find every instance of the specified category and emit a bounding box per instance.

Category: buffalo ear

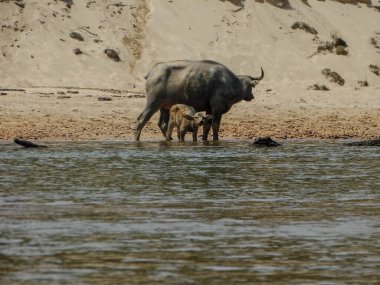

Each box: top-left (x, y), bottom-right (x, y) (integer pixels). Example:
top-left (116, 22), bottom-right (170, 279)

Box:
top-left (183, 114), bottom-right (194, 121)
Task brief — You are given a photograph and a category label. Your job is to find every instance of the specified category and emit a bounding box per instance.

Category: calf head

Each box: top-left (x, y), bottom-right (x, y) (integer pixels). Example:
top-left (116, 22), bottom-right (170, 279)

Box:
top-left (238, 67), bottom-right (264, 101)
top-left (183, 113), bottom-right (213, 128)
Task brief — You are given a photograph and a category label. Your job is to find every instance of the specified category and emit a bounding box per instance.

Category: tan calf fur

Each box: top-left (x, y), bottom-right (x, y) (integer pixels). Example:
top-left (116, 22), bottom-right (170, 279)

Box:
top-left (166, 104), bottom-right (212, 142)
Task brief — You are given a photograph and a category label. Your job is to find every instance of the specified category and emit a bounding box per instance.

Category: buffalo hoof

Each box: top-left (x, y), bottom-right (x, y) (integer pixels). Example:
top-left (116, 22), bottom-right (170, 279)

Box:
top-left (252, 136), bottom-right (280, 147)
top-left (345, 139), bottom-right (380, 146)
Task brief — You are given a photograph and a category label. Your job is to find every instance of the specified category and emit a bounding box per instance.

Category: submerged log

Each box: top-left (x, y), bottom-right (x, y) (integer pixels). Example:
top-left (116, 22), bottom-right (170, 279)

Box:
top-left (14, 138), bottom-right (47, 148)
top-left (345, 139), bottom-right (380, 146)
top-left (252, 136), bottom-right (280, 147)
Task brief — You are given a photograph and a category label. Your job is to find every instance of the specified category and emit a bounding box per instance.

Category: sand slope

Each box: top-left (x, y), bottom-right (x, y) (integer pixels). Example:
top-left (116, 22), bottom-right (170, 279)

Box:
top-left (1, 0), bottom-right (379, 87)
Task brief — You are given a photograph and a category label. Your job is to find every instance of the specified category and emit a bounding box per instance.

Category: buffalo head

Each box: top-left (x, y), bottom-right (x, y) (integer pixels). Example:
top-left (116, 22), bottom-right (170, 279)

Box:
top-left (238, 67), bottom-right (264, 101)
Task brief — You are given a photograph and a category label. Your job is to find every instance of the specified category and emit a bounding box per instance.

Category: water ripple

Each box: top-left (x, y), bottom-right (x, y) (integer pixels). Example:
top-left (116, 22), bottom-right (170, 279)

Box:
top-left (1, 140), bottom-right (379, 284)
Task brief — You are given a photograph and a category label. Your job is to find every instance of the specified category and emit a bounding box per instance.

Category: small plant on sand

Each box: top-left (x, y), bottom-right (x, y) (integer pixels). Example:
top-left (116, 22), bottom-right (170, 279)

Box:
top-left (335, 46), bottom-right (348, 55)
top-left (357, 80), bottom-right (369, 87)
top-left (330, 31), bottom-right (340, 42)
top-left (258, 0), bottom-right (291, 9)
top-left (291, 21), bottom-right (317, 35)
top-left (308, 84), bottom-right (329, 91)
top-left (370, 37), bottom-right (380, 49)
top-left (317, 40), bottom-right (334, 53)
top-left (369, 64), bottom-right (380, 76)
top-left (301, 0), bottom-right (311, 7)
top-left (315, 32), bottom-right (348, 56)
top-left (73, 48), bottom-right (83, 55)
top-left (60, 0), bottom-right (73, 8)
top-left (219, 0), bottom-right (244, 7)
top-left (322, 68), bottom-right (345, 86)
top-left (104, 49), bottom-right (121, 62)
top-left (14, 1), bottom-right (25, 9)
top-left (69, 32), bottom-right (84, 41)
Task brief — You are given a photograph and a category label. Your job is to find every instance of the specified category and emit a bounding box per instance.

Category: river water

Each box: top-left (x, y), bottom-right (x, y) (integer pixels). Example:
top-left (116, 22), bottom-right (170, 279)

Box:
top-left (1, 140), bottom-right (379, 284)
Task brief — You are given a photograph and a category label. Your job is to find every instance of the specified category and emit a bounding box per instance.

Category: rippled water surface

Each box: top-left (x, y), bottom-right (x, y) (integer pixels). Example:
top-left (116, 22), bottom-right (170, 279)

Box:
top-left (1, 140), bottom-right (379, 284)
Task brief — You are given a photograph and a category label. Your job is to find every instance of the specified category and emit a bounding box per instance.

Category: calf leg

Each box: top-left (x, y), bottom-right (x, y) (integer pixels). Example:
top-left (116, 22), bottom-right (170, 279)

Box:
top-left (192, 128), bottom-right (198, 142)
top-left (179, 128), bottom-right (187, 142)
top-left (134, 104), bottom-right (159, 141)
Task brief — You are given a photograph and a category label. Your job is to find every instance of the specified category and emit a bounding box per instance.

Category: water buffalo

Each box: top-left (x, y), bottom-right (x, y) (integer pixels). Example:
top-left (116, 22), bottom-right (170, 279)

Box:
top-left (166, 104), bottom-right (212, 142)
top-left (135, 60), bottom-right (264, 141)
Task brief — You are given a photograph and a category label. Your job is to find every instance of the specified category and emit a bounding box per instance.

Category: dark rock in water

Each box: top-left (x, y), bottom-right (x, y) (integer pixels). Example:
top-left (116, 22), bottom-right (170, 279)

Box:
top-left (104, 49), bottom-right (121, 62)
top-left (345, 139), bottom-right (380, 146)
top-left (252, 136), bottom-right (280, 147)
top-left (14, 138), bottom-right (47, 148)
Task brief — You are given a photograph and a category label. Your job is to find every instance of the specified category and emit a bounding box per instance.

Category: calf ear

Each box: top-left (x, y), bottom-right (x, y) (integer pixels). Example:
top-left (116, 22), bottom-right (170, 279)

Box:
top-left (183, 114), bottom-right (194, 121)
top-left (203, 115), bottom-right (213, 122)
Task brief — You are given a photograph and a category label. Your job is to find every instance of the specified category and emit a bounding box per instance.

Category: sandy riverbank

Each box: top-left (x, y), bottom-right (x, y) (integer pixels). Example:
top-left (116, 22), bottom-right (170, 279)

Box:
top-left (1, 83), bottom-right (378, 142)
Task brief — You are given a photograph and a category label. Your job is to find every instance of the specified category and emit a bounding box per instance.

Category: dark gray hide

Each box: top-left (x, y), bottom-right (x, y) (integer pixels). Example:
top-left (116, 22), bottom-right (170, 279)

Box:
top-left (135, 60), bottom-right (264, 141)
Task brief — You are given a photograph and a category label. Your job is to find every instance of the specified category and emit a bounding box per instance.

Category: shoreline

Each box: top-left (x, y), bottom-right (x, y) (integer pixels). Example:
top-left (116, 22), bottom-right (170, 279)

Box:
top-left (2, 138), bottom-right (378, 147)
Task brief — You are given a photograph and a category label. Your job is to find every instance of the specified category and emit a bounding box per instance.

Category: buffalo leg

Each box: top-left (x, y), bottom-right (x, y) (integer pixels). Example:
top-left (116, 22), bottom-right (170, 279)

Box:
top-left (165, 120), bottom-right (175, 141)
top-left (158, 108), bottom-right (170, 139)
top-left (134, 105), bottom-right (159, 141)
top-left (212, 113), bottom-right (222, 141)
top-left (202, 111), bottom-right (212, 141)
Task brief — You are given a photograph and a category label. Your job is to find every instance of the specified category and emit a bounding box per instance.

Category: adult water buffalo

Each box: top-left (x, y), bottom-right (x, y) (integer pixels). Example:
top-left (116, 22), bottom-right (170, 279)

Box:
top-left (134, 60), bottom-right (264, 141)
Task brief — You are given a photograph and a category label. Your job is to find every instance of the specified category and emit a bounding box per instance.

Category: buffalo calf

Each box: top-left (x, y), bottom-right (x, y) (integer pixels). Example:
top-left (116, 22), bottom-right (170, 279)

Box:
top-left (166, 104), bottom-right (212, 142)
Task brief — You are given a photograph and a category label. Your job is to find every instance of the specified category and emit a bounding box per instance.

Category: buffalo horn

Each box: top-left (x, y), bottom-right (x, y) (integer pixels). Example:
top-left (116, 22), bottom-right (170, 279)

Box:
top-left (249, 67), bottom-right (264, 82)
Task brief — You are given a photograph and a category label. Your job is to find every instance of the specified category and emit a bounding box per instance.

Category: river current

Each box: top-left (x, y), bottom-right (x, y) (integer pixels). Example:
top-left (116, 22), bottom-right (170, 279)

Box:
top-left (1, 140), bottom-right (379, 284)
